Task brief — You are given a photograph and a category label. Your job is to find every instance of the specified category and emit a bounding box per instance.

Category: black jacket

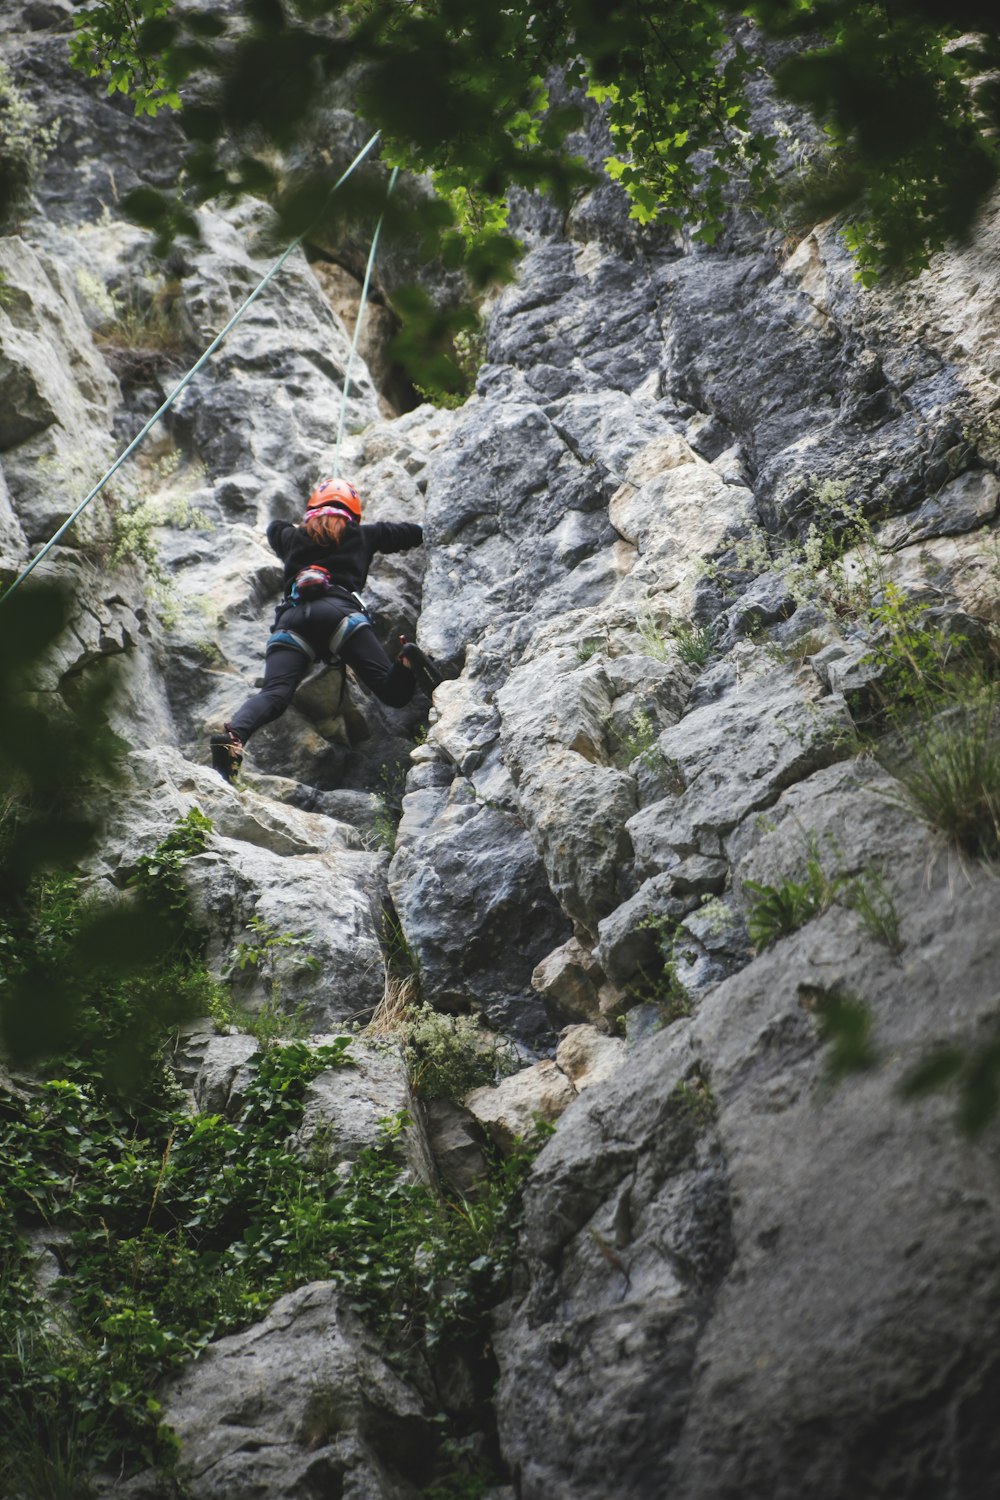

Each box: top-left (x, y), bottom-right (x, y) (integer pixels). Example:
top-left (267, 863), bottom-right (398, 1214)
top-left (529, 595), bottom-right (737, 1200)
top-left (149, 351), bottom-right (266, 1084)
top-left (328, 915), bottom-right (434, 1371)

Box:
top-left (266, 518), bottom-right (424, 597)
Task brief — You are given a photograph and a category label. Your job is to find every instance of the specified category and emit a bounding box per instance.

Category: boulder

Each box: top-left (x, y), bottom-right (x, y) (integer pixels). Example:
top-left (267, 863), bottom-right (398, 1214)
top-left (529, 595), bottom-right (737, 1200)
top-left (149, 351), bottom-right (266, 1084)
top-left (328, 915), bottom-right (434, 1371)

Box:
top-left (159, 1283), bottom-right (433, 1500)
top-left (465, 1061), bottom-right (577, 1155)
top-left (554, 1025), bottom-right (626, 1092)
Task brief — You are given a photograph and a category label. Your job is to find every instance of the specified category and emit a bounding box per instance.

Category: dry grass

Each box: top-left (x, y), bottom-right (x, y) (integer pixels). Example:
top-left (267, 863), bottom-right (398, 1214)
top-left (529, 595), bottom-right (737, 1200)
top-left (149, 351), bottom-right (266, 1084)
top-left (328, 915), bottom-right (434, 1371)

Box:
top-left (364, 971), bottom-right (420, 1039)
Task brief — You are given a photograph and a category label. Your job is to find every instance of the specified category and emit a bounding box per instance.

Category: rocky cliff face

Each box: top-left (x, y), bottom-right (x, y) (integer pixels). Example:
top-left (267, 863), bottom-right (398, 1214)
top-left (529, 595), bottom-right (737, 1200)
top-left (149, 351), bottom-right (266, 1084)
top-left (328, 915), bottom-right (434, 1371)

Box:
top-left (4, 4), bottom-right (1000, 1497)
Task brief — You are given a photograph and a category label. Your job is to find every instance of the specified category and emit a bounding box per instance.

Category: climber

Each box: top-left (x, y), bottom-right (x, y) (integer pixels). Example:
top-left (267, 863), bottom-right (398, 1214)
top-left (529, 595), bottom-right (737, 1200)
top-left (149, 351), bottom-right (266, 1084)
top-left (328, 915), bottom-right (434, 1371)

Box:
top-left (209, 476), bottom-right (439, 783)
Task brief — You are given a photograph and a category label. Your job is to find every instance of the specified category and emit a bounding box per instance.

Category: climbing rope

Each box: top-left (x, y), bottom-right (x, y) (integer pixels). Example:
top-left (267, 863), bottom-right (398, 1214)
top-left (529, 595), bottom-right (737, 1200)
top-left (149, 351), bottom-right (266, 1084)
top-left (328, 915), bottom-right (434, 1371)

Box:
top-left (333, 164), bottom-right (398, 478)
top-left (2, 129), bottom-right (387, 603)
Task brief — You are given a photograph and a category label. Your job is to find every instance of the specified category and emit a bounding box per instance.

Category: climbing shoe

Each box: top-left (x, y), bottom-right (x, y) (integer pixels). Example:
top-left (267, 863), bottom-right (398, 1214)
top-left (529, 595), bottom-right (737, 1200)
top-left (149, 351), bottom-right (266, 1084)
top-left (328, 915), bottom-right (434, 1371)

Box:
top-left (209, 725), bottom-right (244, 784)
top-left (398, 639), bottom-right (443, 695)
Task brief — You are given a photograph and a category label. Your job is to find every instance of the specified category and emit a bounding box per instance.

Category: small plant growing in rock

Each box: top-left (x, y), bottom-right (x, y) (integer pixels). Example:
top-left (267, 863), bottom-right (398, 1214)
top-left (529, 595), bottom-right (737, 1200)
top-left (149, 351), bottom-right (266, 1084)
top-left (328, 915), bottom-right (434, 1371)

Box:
top-left (209, 990), bottom-right (312, 1045)
top-left (96, 279), bottom-right (184, 357)
top-left (745, 846), bottom-right (842, 950)
top-left (745, 834), bottom-right (903, 956)
top-left (401, 1003), bottom-right (519, 1102)
top-left (671, 1066), bottom-right (716, 1128)
top-left (368, 761), bottom-right (408, 855)
top-left (98, 459), bottom-right (209, 618)
top-left (610, 708), bottom-right (684, 788)
top-left (633, 911), bottom-right (696, 1022)
top-left (0, 62), bottom-right (58, 228)
top-left (619, 706), bottom-right (660, 768)
top-left (671, 620), bottom-right (715, 669)
top-left (413, 324), bottom-right (486, 409)
top-left (882, 689), bottom-right (1000, 859)
top-left (843, 866), bottom-right (903, 957)
top-left (703, 485), bottom-right (883, 623)
top-left (637, 611), bottom-right (673, 662)
top-left (223, 914), bottom-right (321, 1014)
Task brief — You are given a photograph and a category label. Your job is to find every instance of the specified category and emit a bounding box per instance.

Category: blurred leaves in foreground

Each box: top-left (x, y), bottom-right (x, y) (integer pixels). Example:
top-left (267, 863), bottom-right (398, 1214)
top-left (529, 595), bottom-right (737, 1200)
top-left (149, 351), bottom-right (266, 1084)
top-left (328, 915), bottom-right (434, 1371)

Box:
top-left (0, 583), bottom-right (208, 1086)
top-left (68, 0), bottom-right (1000, 292)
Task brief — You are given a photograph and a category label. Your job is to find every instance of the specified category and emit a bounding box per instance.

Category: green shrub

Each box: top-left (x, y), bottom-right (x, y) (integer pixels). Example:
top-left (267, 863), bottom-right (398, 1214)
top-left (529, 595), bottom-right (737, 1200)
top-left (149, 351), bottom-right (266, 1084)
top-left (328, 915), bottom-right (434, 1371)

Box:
top-left (0, 62), bottom-right (57, 228)
top-left (0, 1054), bottom-right (539, 1492)
top-left (93, 279), bottom-right (184, 357)
top-left (616, 706), bottom-right (660, 768)
top-left (401, 1003), bottom-right (518, 1102)
top-left (843, 866), bottom-right (902, 957)
top-left (0, 1038), bottom-right (353, 1487)
top-left (631, 911), bottom-right (696, 1021)
top-left (883, 691), bottom-right (1000, 858)
top-left (413, 325), bottom-right (486, 409)
top-left (671, 1067), bottom-right (716, 1128)
top-left (637, 612), bottom-right (672, 662)
top-left (671, 621), bottom-right (715, 669)
top-left (209, 991), bottom-right (312, 1045)
top-left (223, 914), bottom-right (320, 1012)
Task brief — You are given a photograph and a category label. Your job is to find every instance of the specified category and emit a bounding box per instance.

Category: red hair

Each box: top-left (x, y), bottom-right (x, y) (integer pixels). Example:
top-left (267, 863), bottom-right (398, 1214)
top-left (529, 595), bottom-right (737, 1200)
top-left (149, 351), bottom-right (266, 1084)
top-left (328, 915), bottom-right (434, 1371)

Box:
top-left (303, 508), bottom-right (350, 547)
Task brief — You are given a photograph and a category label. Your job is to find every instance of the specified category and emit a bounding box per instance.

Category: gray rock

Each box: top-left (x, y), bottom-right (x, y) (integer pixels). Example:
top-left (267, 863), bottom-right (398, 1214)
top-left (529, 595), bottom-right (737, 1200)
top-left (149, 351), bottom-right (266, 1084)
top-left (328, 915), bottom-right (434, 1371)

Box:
top-left (0, 236), bottom-right (118, 539)
top-left (465, 1059), bottom-right (577, 1154)
top-left (494, 786), bottom-right (1000, 1499)
top-left (10, 22), bottom-right (1000, 1494)
top-left (389, 777), bottom-right (568, 1044)
top-left (298, 1041), bottom-right (411, 1165)
top-left (877, 467), bottom-right (1000, 547)
top-left (554, 1025), bottom-right (627, 1092)
top-left (498, 651), bottom-right (638, 934)
top-left (627, 662), bottom-right (857, 870)
top-left (174, 1029), bottom-right (260, 1118)
top-left (531, 937), bottom-right (606, 1025)
top-left (594, 876), bottom-right (691, 990)
top-left (98, 751), bottom-right (389, 1027)
top-left (421, 1097), bottom-right (489, 1197)
top-left (160, 1282), bottom-right (432, 1500)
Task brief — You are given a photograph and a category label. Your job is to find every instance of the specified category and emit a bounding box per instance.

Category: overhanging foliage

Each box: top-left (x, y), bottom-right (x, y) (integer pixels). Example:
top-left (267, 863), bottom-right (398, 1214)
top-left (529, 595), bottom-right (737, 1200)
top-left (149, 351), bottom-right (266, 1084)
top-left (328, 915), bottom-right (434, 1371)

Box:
top-left (66, 0), bottom-right (1000, 288)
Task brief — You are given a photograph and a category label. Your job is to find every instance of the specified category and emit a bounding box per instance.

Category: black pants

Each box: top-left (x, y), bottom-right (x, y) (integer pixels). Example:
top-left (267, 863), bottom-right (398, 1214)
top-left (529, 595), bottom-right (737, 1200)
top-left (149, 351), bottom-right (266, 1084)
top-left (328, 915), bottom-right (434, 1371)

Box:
top-left (229, 600), bottom-right (415, 745)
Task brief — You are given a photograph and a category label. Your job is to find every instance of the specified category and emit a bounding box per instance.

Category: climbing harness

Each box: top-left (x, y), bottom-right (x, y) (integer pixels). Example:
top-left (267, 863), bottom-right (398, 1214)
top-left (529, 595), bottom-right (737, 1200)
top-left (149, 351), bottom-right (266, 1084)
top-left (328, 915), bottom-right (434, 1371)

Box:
top-left (328, 610), bottom-right (372, 659)
top-left (265, 627), bottom-right (316, 661)
top-left (266, 606), bottom-right (372, 664)
top-left (2, 133), bottom-right (395, 604)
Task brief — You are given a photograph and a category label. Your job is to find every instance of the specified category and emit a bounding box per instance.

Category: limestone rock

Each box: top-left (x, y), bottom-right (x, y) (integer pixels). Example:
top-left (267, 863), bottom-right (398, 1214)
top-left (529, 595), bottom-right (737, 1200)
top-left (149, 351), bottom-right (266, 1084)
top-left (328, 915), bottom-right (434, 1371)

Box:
top-left (421, 1098), bottom-right (489, 1197)
top-left (627, 662), bottom-right (857, 872)
top-left (8, 17), bottom-right (1000, 1494)
top-left (498, 651), bottom-right (638, 934)
top-left (493, 790), bottom-right (1000, 1500)
top-left (465, 1060), bottom-right (577, 1154)
top-left (298, 1042), bottom-right (412, 1165)
top-left (160, 1282), bottom-right (433, 1500)
top-left (172, 1028), bottom-right (260, 1118)
top-left (554, 1025), bottom-right (626, 1092)
top-left (96, 750), bottom-right (388, 1027)
top-left (389, 776), bottom-right (569, 1044)
top-left (531, 937), bottom-right (605, 1025)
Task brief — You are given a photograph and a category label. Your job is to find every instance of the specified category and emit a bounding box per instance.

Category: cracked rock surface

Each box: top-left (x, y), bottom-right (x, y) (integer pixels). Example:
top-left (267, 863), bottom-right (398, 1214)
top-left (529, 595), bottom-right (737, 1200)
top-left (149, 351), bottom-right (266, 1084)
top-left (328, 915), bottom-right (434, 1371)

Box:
top-left (5, 4), bottom-right (1000, 1495)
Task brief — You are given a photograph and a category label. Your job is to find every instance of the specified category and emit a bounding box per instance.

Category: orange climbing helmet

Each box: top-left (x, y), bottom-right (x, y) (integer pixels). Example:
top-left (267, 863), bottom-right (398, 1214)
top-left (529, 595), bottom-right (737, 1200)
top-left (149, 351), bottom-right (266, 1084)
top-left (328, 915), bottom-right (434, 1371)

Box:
top-left (306, 476), bottom-right (362, 523)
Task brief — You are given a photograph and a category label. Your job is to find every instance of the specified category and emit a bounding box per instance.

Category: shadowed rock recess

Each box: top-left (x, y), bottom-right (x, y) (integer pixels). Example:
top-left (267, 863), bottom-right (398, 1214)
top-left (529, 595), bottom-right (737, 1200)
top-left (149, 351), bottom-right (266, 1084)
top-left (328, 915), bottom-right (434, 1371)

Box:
top-left (4, 4), bottom-right (1000, 1497)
